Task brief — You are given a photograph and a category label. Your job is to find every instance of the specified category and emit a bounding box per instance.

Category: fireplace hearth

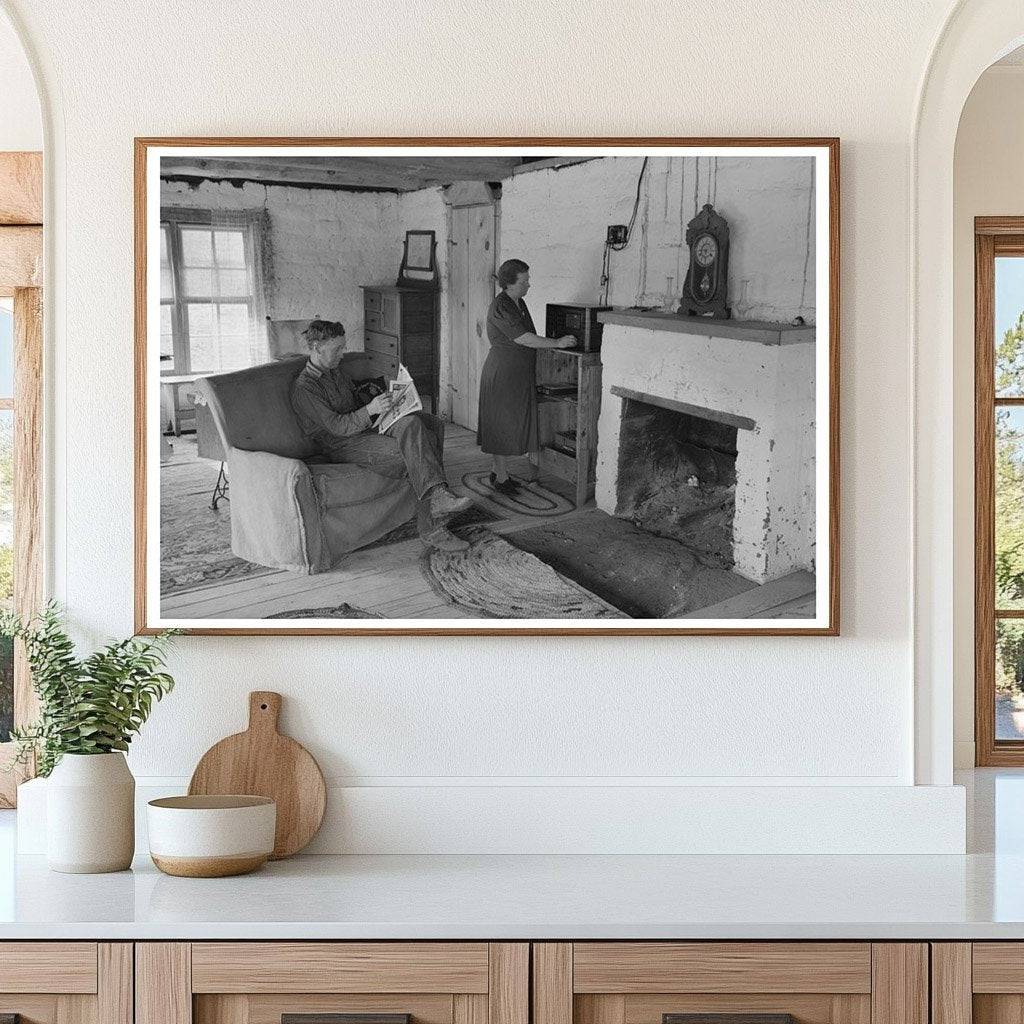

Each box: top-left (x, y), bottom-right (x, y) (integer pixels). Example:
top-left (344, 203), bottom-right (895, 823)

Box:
top-left (595, 310), bottom-right (816, 584)
top-left (615, 398), bottom-right (738, 568)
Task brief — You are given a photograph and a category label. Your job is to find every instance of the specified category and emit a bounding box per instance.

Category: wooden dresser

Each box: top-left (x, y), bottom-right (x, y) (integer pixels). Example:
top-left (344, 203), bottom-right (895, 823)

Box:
top-left (361, 285), bottom-right (439, 414)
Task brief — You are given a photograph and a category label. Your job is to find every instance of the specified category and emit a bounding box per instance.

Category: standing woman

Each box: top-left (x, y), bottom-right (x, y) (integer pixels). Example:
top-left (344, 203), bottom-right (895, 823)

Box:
top-left (477, 259), bottom-right (576, 493)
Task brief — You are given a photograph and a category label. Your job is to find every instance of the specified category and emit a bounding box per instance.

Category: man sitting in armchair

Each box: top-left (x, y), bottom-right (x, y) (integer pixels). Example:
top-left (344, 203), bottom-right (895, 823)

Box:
top-left (291, 319), bottom-right (473, 552)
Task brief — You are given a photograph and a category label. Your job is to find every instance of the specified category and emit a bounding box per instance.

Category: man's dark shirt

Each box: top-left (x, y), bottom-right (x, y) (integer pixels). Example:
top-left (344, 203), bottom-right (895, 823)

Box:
top-left (290, 359), bottom-right (372, 451)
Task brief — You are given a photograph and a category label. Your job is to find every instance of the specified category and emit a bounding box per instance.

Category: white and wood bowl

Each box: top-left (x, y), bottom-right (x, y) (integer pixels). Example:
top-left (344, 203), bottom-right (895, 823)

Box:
top-left (147, 795), bottom-right (276, 878)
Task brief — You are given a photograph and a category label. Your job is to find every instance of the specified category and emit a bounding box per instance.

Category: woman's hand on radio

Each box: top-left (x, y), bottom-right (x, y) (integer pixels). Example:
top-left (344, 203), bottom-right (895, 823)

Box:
top-left (555, 335), bottom-right (577, 348)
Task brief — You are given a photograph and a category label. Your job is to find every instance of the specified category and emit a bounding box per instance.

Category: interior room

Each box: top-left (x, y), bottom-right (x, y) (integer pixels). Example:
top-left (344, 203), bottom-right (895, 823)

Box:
top-left (152, 152), bottom-right (821, 625)
top-left (8, 0), bottom-right (1024, 1022)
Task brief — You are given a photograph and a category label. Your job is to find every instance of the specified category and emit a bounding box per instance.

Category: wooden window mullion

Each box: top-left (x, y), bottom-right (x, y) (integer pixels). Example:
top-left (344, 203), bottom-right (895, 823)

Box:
top-left (976, 230), bottom-right (997, 763)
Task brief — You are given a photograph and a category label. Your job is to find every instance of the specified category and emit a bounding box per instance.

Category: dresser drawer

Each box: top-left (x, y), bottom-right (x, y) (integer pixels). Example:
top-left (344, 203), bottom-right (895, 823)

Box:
top-left (140, 942), bottom-right (527, 1024)
top-left (533, 943), bottom-right (923, 1024)
top-left (365, 330), bottom-right (400, 358)
top-left (362, 350), bottom-right (400, 380)
top-left (364, 290), bottom-right (383, 313)
top-left (0, 942), bottom-right (98, 993)
top-left (365, 308), bottom-right (390, 334)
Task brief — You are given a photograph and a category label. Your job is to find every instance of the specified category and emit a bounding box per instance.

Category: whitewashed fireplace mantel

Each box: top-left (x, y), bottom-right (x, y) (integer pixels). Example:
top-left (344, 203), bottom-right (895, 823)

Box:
top-left (596, 311), bottom-right (816, 584)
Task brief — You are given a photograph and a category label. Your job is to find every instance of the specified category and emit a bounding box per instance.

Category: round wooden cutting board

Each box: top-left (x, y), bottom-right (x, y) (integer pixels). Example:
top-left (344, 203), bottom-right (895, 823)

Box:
top-left (188, 691), bottom-right (326, 859)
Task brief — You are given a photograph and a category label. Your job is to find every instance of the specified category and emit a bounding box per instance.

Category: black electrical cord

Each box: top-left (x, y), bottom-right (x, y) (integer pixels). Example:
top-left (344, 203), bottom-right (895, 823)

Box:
top-left (601, 157), bottom-right (650, 303)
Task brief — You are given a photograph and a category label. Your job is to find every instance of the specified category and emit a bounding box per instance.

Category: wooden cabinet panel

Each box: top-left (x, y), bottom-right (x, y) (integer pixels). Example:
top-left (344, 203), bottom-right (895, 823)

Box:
top-left (191, 942), bottom-right (490, 993)
top-left (0, 942), bottom-right (129, 1024)
top-left (973, 944), bottom-right (1024, 992)
top-left (196, 992), bottom-right (456, 1024)
top-left (573, 943), bottom-right (873, 994)
top-left (871, 945), bottom-right (927, 1024)
top-left (138, 941), bottom-right (525, 1024)
top-left (0, 942), bottom-right (98, 993)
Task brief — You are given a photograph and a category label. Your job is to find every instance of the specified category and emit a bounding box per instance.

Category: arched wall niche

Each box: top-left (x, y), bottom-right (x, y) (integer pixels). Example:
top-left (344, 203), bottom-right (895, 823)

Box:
top-left (914, 0), bottom-right (1024, 785)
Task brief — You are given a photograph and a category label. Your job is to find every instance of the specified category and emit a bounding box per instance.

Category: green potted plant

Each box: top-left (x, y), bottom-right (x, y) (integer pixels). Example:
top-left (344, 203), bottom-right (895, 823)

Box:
top-left (2, 603), bottom-right (177, 873)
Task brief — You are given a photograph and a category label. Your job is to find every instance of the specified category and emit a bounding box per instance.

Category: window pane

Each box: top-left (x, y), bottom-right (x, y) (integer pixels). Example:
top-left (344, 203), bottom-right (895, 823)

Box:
top-left (159, 226), bottom-right (173, 300)
top-left (184, 267), bottom-right (213, 296)
top-left (214, 230), bottom-right (245, 267)
top-left (188, 303), bottom-right (252, 373)
top-left (996, 256), bottom-right (1024, 397)
top-left (216, 268), bottom-right (249, 298)
top-left (180, 227), bottom-right (213, 267)
top-left (997, 407), bottom-right (1024, 609)
top-left (997, 619), bottom-right (1024, 739)
top-left (160, 304), bottom-right (174, 367)
top-left (0, 301), bottom-right (12, 398)
top-left (0, 410), bottom-right (13, 743)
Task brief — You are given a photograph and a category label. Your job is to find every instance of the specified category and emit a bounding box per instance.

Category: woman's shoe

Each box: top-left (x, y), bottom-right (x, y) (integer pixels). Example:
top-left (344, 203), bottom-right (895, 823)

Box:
top-left (489, 472), bottom-right (520, 495)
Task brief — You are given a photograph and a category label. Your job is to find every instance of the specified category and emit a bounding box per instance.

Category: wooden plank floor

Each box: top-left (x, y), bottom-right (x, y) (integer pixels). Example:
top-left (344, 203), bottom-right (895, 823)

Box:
top-left (162, 424), bottom-right (816, 621)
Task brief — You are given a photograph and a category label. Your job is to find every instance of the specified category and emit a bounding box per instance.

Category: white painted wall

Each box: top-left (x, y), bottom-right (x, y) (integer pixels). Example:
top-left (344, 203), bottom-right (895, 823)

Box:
top-left (0, 0), bottom-right (980, 852)
top-left (952, 65), bottom-right (1024, 768)
top-left (501, 156), bottom-right (816, 323)
top-left (159, 178), bottom-right (447, 349)
top-left (0, 7), bottom-right (40, 150)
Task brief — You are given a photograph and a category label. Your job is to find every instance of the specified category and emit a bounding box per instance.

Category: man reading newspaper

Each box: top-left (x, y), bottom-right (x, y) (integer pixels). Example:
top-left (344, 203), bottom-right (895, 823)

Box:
top-left (291, 319), bottom-right (473, 552)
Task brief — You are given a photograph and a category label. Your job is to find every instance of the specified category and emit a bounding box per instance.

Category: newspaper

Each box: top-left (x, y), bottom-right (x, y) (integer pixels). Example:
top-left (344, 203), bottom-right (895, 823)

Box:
top-left (375, 363), bottom-right (422, 434)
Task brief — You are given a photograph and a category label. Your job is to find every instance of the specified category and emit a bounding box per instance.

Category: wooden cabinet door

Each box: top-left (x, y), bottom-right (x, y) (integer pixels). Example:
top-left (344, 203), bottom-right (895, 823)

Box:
top-left (137, 942), bottom-right (528, 1024)
top-left (534, 944), bottom-right (927, 1024)
top-left (0, 942), bottom-right (132, 1024)
top-left (934, 943), bottom-right (1024, 1024)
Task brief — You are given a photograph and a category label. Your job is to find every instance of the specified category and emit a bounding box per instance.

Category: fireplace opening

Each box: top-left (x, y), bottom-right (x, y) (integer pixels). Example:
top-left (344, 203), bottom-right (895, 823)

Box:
top-left (615, 397), bottom-right (739, 568)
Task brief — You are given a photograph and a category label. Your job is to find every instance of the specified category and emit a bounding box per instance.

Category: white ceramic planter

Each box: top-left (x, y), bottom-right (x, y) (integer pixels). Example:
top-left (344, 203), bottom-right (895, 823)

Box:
top-left (46, 752), bottom-right (135, 873)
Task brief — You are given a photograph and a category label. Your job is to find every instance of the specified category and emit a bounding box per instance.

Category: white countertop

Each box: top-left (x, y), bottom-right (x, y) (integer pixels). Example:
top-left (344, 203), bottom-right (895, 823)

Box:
top-left (1, 848), bottom-right (1023, 940)
top-left (0, 770), bottom-right (1021, 941)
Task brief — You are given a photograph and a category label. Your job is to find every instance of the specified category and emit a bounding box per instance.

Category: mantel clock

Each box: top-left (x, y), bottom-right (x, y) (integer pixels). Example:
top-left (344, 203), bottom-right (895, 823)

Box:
top-left (683, 203), bottom-right (730, 319)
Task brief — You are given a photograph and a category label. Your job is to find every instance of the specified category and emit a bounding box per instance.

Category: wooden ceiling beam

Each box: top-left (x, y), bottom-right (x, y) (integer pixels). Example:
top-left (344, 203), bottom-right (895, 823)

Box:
top-left (159, 155), bottom-right (527, 191)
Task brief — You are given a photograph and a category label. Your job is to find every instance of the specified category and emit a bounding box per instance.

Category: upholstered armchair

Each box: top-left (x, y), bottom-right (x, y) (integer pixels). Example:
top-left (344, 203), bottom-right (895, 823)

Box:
top-left (193, 354), bottom-right (418, 574)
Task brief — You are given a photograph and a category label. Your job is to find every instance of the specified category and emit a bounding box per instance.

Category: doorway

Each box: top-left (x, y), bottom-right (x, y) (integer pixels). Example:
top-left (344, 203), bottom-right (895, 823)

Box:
top-left (446, 184), bottom-right (499, 431)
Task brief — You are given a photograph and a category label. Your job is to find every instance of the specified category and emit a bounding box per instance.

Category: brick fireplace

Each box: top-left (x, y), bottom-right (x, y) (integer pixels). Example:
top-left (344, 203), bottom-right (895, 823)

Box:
top-left (595, 311), bottom-right (817, 584)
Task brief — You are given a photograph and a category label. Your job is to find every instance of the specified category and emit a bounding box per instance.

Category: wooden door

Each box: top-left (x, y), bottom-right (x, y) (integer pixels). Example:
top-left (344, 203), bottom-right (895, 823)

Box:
top-left (137, 941), bottom-right (528, 1024)
top-left (448, 193), bottom-right (497, 430)
top-left (0, 941), bottom-right (132, 1024)
top-left (534, 943), bottom-right (927, 1024)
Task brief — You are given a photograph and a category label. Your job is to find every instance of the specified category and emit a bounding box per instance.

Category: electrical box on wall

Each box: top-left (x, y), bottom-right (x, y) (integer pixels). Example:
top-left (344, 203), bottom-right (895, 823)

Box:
top-left (607, 224), bottom-right (628, 246)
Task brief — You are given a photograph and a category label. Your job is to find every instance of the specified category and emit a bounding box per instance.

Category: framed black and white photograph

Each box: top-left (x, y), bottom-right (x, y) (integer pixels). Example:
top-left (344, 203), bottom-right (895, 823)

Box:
top-left (134, 138), bottom-right (839, 635)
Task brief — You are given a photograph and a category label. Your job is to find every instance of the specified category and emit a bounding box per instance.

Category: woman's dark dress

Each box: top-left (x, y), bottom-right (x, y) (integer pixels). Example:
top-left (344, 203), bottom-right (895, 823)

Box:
top-left (476, 291), bottom-right (539, 455)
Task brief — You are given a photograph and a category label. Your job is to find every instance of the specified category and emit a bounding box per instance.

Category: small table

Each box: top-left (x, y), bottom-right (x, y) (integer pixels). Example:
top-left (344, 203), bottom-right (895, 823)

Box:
top-left (160, 374), bottom-right (199, 435)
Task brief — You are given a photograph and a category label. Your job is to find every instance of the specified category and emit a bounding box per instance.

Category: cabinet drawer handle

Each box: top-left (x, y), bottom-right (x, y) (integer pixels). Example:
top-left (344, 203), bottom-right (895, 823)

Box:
top-left (664, 1016), bottom-right (796, 1024)
top-left (283, 1016), bottom-right (411, 1024)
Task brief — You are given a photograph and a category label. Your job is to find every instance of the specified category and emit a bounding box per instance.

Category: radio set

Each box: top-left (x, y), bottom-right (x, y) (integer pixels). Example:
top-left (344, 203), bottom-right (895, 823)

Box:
top-left (545, 303), bottom-right (611, 352)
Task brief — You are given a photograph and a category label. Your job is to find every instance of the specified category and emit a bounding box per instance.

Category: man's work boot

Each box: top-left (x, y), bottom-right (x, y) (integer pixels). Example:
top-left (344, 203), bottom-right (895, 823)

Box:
top-left (429, 485), bottom-right (474, 519)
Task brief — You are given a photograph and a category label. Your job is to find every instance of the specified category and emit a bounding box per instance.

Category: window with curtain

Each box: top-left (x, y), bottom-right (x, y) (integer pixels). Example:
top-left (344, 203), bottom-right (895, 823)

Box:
top-left (159, 208), bottom-right (267, 375)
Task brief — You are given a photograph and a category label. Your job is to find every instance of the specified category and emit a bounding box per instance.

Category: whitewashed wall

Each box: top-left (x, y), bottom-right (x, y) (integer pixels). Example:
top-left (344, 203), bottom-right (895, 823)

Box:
top-left (501, 156), bottom-right (815, 325)
top-left (0, 0), bottom-right (977, 852)
top-left (160, 178), bottom-right (446, 347)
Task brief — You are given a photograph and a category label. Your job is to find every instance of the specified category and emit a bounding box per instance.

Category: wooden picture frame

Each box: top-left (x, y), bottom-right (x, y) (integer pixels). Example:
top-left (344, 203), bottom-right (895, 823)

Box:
top-left (135, 137), bottom-right (840, 636)
top-left (403, 230), bottom-right (436, 273)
